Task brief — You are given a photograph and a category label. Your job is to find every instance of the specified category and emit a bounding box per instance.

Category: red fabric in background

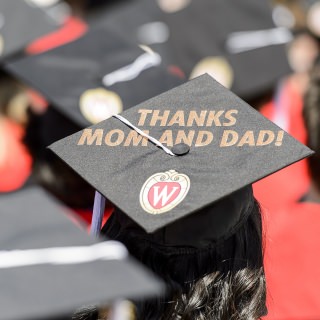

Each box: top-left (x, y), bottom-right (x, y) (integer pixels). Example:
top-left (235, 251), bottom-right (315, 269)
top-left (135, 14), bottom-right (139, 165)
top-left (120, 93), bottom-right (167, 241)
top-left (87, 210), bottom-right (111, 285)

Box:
top-left (254, 79), bottom-right (310, 211)
top-left (0, 118), bottom-right (32, 192)
top-left (256, 79), bottom-right (320, 319)
top-left (0, 17), bottom-right (87, 192)
top-left (26, 16), bottom-right (87, 55)
top-left (0, 116), bottom-right (112, 227)
top-left (263, 202), bottom-right (320, 319)
top-left (0, 115), bottom-right (112, 227)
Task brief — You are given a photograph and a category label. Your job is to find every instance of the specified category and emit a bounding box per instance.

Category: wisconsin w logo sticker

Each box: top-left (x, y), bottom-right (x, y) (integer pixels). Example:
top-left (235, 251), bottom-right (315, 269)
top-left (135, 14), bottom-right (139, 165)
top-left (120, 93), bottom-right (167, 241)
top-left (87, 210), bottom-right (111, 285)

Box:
top-left (140, 170), bottom-right (190, 214)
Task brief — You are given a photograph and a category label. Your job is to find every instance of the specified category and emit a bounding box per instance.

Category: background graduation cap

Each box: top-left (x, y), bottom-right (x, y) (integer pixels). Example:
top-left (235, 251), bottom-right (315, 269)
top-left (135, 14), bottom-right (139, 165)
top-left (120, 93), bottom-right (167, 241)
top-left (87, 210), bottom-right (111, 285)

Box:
top-left (0, 186), bottom-right (163, 320)
top-left (6, 24), bottom-right (184, 129)
top-left (158, 0), bottom-right (293, 100)
top-left (0, 0), bottom-right (61, 62)
top-left (86, 0), bottom-right (292, 101)
top-left (48, 74), bottom-right (313, 239)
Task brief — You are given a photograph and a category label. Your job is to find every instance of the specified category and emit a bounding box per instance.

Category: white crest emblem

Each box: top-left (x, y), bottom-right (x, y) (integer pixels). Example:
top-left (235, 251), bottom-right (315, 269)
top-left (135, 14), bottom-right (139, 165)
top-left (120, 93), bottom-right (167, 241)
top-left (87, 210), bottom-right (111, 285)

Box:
top-left (140, 170), bottom-right (190, 214)
top-left (79, 88), bottom-right (123, 124)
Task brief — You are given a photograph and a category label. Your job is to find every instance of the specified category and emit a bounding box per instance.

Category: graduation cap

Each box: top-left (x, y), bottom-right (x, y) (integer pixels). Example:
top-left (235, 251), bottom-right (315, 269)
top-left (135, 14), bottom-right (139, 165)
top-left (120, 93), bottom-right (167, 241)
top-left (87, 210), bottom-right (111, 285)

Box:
top-left (0, 186), bottom-right (163, 320)
top-left (0, 0), bottom-right (60, 61)
top-left (6, 25), bottom-right (184, 128)
top-left (87, 0), bottom-right (292, 100)
top-left (47, 74), bottom-right (313, 246)
top-left (158, 0), bottom-right (293, 99)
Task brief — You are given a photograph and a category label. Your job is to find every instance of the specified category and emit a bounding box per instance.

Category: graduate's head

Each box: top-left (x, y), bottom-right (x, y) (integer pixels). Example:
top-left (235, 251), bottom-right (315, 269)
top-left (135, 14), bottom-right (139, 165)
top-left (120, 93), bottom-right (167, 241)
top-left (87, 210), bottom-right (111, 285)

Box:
top-left (49, 74), bottom-right (312, 319)
top-left (103, 189), bottom-right (266, 319)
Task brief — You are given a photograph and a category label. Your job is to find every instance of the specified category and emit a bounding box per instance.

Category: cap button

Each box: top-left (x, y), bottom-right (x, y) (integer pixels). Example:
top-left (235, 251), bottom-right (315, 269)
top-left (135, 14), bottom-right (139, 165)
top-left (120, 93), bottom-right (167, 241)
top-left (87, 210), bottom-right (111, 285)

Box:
top-left (172, 143), bottom-right (190, 156)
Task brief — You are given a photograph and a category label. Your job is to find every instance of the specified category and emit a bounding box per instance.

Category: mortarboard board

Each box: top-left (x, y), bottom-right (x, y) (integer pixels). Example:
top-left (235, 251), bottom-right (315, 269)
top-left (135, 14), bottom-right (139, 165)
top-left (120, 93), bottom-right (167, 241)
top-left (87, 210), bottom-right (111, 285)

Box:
top-left (158, 0), bottom-right (292, 99)
top-left (87, 0), bottom-right (292, 100)
top-left (0, 186), bottom-right (163, 320)
top-left (47, 74), bottom-right (313, 243)
top-left (6, 25), bottom-right (184, 128)
top-left (0, 0), bottom-right (60, 61)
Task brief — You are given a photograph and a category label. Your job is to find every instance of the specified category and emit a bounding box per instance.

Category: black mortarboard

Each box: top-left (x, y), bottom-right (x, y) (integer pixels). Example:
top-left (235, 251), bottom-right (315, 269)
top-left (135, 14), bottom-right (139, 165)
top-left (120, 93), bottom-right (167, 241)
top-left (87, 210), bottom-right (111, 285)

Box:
top-left (0, 0), bottom-right (59, 61)
top-left (0, 186), bottom-right (163, 320)
top-left (48, 75), bottom-right (313, 244)
top-left (86, 0), bottom-right (292, 100)
top-left (158, 0), bottom-right (292, 99)
top-left (6, 25), bottom-right (184, 128)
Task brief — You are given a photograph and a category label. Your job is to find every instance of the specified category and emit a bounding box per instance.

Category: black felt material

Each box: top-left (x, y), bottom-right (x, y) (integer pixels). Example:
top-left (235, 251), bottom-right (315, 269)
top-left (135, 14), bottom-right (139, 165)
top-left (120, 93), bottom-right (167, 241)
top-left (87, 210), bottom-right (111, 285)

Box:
top-left (49, 75), bottom-right (313, 233)
top-left (113, 185), bottom-right (254, 248)
top-left (0, 0), bottom-right (59, 60)
top-left (0, 186), bottom-right (163, 320)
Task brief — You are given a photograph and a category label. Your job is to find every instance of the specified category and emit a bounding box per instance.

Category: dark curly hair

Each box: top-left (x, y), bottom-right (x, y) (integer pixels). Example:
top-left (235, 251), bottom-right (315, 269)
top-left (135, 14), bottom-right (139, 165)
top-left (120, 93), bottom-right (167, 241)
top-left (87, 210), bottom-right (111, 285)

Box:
top-left (100, 199), bottom-right (266, 320)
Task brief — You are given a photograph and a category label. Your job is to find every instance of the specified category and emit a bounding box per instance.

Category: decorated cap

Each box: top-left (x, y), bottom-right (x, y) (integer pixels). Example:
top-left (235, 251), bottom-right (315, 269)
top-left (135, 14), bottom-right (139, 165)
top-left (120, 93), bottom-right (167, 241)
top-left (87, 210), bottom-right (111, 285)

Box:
top-left (0, 186), bottom-right (163, 320)
top-left (48, 74), bottom-right (313, 237)
top-left (6, 25), bottom-right (184, 128)
top-left (0, 0), bottom-right (60, 61)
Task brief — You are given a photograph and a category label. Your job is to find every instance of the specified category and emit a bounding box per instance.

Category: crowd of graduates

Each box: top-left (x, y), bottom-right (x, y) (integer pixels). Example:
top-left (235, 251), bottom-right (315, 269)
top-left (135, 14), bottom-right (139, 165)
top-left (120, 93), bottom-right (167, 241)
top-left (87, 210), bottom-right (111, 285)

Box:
top-left (1, 0), bottom-right (320, 319)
